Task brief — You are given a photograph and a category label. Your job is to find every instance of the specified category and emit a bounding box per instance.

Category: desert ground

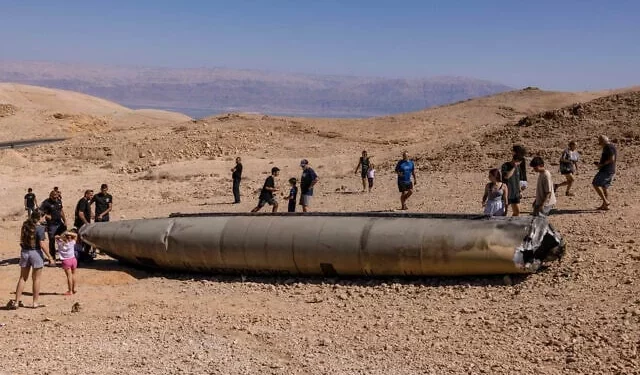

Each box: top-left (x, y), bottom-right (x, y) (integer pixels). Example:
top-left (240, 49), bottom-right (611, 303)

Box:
top-left (0, 83), bottom-right (639, 374)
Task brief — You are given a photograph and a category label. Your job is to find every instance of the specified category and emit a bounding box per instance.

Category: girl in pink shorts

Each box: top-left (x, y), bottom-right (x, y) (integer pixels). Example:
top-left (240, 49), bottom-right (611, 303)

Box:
top-left (55, 231), bottom-right (78, 295)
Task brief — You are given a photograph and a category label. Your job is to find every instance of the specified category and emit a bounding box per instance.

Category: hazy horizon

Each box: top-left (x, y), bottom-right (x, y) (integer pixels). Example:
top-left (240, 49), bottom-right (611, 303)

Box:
top-left (2, 1), bottom-right (639, 91)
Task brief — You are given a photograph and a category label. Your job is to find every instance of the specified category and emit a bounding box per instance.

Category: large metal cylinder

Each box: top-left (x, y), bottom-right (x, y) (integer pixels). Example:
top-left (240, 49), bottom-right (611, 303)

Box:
top-left (79, 213), bottom-right (564, 276)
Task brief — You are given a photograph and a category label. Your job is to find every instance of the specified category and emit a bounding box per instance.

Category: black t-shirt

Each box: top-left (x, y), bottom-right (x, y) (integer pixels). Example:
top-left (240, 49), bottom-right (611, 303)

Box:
top-left (24, 193), bottom-right (36, 208)
top-left (259, 176), bottom-right (275, 200)
top-left (501, 162), bottom-right (521, 201)
top-left (599, 143), bottom-right (617, 174)
top-left (360, 157), bottom-right (370, 173)
top-left (40, 198), bottom-right (64, 225)
top-left (74, 198), bottom-right (92, 228)
top-left (91, 192), bottom-right (113, 216)
top-left (300, 168), bottom-right (318, 195)
top-left (232, 163), bottom-right (243, 179)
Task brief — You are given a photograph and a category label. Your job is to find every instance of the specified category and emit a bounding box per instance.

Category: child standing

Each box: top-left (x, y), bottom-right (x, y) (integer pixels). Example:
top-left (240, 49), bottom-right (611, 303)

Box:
top-left (285, 178), bottom-right (298, 212)
top-left (530, 157), bottom-right (557, 216)
top-left (55, 231), bottom-right (78, 295)
top-left (482, 169), bottom-right (508, 216)
top-left (366, 162), bottom-right (375, 192)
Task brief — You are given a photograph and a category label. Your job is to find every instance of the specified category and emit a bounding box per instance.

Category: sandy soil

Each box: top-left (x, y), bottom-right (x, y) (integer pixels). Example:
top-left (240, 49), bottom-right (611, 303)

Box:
top-left (0, 85), bottom-right (639, 374)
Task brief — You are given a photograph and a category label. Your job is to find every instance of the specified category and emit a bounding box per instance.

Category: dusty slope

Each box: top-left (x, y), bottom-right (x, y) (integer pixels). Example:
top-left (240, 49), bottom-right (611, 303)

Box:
top-left (0, 86), bottom-right (638, 375)
top-left (0, 83), bottom-right (191, 139)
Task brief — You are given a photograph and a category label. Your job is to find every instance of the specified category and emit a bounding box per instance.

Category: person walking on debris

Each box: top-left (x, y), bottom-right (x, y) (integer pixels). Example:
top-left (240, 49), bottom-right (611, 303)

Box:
top-left (530, 157), bottom-right (557, 216)
top-left (285, 178), bottom-right (298, 213)
top-left (555, 141), bottom-right (580, 196)
top-left (482, 169), bottom-right (508, 216)
top-left (92, 184), bottom-right (113, 222)
top-left (299, 159), bottom-right (319, 213)
top-left (501, 152), bottom-right (525, 216)
top-left (7, 211), bottom-right (53, 309)
top-left (354, 150), bottom-right (371, 192)
top-left (395, 151), bottom-right (416, 210)
top-left (231, 157), bottom-right (243, 204)
top-left (24, 188), bottom-right (38, 218)
top-left (40, 190), bottom-right (66, 261)
top-left (592, 135), bottom-right (617, 210)
top-left (74, 190), bottom-right (94, 260)
top-left (251, 167), bottom-right (280, 213)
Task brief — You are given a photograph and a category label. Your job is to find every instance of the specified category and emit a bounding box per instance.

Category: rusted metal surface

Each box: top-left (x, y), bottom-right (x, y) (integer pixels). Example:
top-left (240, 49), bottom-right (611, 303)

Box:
top-left (80, 213), bottom-right (564, 276)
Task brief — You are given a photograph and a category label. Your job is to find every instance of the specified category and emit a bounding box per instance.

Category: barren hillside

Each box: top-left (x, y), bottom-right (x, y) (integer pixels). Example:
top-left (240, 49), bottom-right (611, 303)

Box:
top-left (0, 84), bottom-right (638, 375)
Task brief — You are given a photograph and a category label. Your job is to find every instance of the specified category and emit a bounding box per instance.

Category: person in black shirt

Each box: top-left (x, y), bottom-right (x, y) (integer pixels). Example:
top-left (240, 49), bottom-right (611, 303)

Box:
top-left (24, 188), bottom-right (38, 218)
top-left (39, 190), bottom-right (66, 260)
top-left (592, 135), bottom-right (617, 210)
top-left (251, 167), bottom-right (280, 213)
top-left (285, 178), bottom-right (298, 213)
top-left (354, 150), bottom-right (371, 192)
top-left (231, 157), bottom-right (243, 204)
top-left (75, 190), bottom-right (94, 260)
top-left (91, 184), bottom-right (113, 222)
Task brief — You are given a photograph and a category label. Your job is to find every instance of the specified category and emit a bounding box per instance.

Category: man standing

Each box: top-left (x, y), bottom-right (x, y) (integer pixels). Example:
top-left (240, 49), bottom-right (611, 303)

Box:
top-left (75, 190), bottom-right (94, 260)
top-left (40, 190), bottom-right (66, 260)
top-left (24, 188), bottom-right (38, 217)
top-left (299, 159), bottom-right (319, 213)
top-left (354, 150), bottom-right (371, 192)
top-left (251, 167), bottom-right (280, 213)
top-left (395, 151), bottom-right (416, 210)
top-left (92, 184), bottom-right (113, 222)
top-left (231, 157), bottom-right (243, 204)
top-left (530, 157), bottom-right (557, 216)
top-left (592, 135), bottom-right (617, 210)
top-left (501, 154), bottom-right (525, 216)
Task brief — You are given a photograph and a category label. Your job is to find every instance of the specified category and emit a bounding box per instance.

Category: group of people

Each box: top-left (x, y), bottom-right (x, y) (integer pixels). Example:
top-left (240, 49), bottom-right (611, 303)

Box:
top-left (8, 184), bottom-right (113, 309)
top-left (482, 135), bottom-right (617, 217)
top-left (233, 158), bottom-right (319, 213)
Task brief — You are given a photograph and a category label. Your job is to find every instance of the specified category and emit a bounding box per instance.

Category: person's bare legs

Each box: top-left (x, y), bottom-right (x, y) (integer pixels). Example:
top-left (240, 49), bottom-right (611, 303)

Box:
top-left (556, 174), bottom-right (575, 195)
top-left (400, 190), bottom-right (412, 210)
top-left (271, 202), bottom-right (279, 213)
top-left (302, 205), bottom-right (309, 212)
top-left (361, 178), bottom-right (367, 192)
top-left (71, 268), bottom-right (77, 294)
top-left (31, 267), bottom-right (43, 307)
top-left (14, 267), bottom-right (30, 305)
top-left (64, 268), bottom-right (73, 294)
top-left (511, 203), bottom-right (521, 216)
top-left (593, 185), bottom-right (610, 208)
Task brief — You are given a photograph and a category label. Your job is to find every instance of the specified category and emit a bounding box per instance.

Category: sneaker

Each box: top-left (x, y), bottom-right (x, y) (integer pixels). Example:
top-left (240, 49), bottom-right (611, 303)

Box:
top-left (6, 300), bottom-right (17, 310)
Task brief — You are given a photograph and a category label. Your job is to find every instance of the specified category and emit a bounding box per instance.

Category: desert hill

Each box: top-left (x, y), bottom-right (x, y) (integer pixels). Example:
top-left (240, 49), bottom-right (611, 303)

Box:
top-left (0, 84), bottom-right (639, 374)
top-left (0, 60), bottom-right (512, 117)
top-left (0, 83), bottom-right (191, 139)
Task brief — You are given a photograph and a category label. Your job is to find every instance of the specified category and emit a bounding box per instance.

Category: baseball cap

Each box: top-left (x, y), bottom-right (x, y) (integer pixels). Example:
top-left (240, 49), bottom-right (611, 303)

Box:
top-left (300, 159), bottom-right (309, 166)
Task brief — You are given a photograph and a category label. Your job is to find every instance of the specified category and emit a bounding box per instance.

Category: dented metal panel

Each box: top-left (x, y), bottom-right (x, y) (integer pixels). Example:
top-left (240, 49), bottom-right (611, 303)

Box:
top-left (79, 212), bottom-right (564, 276)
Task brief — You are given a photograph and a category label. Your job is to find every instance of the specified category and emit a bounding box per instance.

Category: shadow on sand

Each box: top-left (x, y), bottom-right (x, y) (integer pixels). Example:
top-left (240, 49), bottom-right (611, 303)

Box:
top-left (76, 256), bottom-right (537, 288)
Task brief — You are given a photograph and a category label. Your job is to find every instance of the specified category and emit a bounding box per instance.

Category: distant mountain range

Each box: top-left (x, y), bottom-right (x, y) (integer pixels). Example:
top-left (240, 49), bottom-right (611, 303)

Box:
top-left (0, 61), bottom-right (512, 118)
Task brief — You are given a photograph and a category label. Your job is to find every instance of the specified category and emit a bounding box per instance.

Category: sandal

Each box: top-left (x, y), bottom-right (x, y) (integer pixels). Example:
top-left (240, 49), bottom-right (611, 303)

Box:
top-left (6, 300), bottom-right (17, 310)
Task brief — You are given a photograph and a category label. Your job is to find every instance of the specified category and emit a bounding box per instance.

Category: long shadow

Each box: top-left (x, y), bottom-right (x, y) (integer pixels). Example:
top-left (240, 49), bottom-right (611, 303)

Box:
top-left (0, 257), bottom-right (20, 266)
top-left (78, 256), bottom-right (530, 288)
top-left (552, 209), bottom-right (601, 216)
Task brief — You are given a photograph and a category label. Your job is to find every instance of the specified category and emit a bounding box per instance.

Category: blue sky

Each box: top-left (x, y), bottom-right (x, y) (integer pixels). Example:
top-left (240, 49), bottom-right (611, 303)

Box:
top-left (1, 0), bottom-right (639, 90)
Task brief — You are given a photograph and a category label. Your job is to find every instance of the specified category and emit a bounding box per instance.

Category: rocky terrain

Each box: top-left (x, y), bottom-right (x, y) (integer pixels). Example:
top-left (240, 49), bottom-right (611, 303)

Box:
top-left (0, 84), bottom-right (638, 374)
top-left (0, 61), bottom-right (511, 117)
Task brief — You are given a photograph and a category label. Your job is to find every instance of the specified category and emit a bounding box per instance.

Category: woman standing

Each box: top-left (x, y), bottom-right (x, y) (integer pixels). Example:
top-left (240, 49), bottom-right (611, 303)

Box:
top-left (7, 211), bottom-right (53, 309)
top-left (555, 141), bottom-right (580, 196)
top-left (482, 169), bottom-right (509, 216)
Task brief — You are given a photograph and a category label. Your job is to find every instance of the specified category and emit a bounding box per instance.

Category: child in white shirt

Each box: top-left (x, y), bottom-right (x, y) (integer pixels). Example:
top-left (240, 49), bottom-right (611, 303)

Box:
top-left (55, 231), bottom-right (78, 295)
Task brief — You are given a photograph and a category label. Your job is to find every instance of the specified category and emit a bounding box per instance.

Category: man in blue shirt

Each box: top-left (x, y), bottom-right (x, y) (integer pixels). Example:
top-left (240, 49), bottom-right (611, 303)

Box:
top-left (299, 159), bottom-right (319, 213)
top-left (395, 151), bottom-right (416, 210)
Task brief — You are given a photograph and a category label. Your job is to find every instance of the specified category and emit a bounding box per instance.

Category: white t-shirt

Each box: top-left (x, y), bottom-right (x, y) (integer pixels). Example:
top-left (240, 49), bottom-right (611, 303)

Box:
top-left (367, 168), bottom-right (375, 179)
top-left (56, 239), bottom-right (76, 260)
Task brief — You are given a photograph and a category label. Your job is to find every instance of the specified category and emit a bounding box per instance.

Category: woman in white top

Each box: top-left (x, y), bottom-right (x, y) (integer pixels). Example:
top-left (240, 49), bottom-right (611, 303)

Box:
top-left (555, 141), bottom-right (580, 196)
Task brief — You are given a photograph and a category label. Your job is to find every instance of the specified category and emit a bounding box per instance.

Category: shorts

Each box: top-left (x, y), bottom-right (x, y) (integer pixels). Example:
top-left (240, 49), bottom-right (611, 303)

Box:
top-left (257, 197), bottom-right (277, 208)
top-left (300, 194), bottom-right (312, 207)
top-left (367, 178), bottom-right (374, 188)
top-left (592, 171), bottom-right (615, 188)
top-left (95, 215), bottom-right (110, 222)
top-left (19, 249), bottom-right (45, 269)
top-left (361, 170), bottom-right (368, 179)
top-left (398, 181), bottom-right (413, 193)
top-left (508, 197), bottom-right (521, 205)
top-left (61, 257), bottom-right (78, 270)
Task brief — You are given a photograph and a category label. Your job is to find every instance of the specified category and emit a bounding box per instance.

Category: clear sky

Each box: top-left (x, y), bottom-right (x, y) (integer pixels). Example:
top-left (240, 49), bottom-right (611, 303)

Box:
top-left (2, 0), bottom-right (639, 90)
